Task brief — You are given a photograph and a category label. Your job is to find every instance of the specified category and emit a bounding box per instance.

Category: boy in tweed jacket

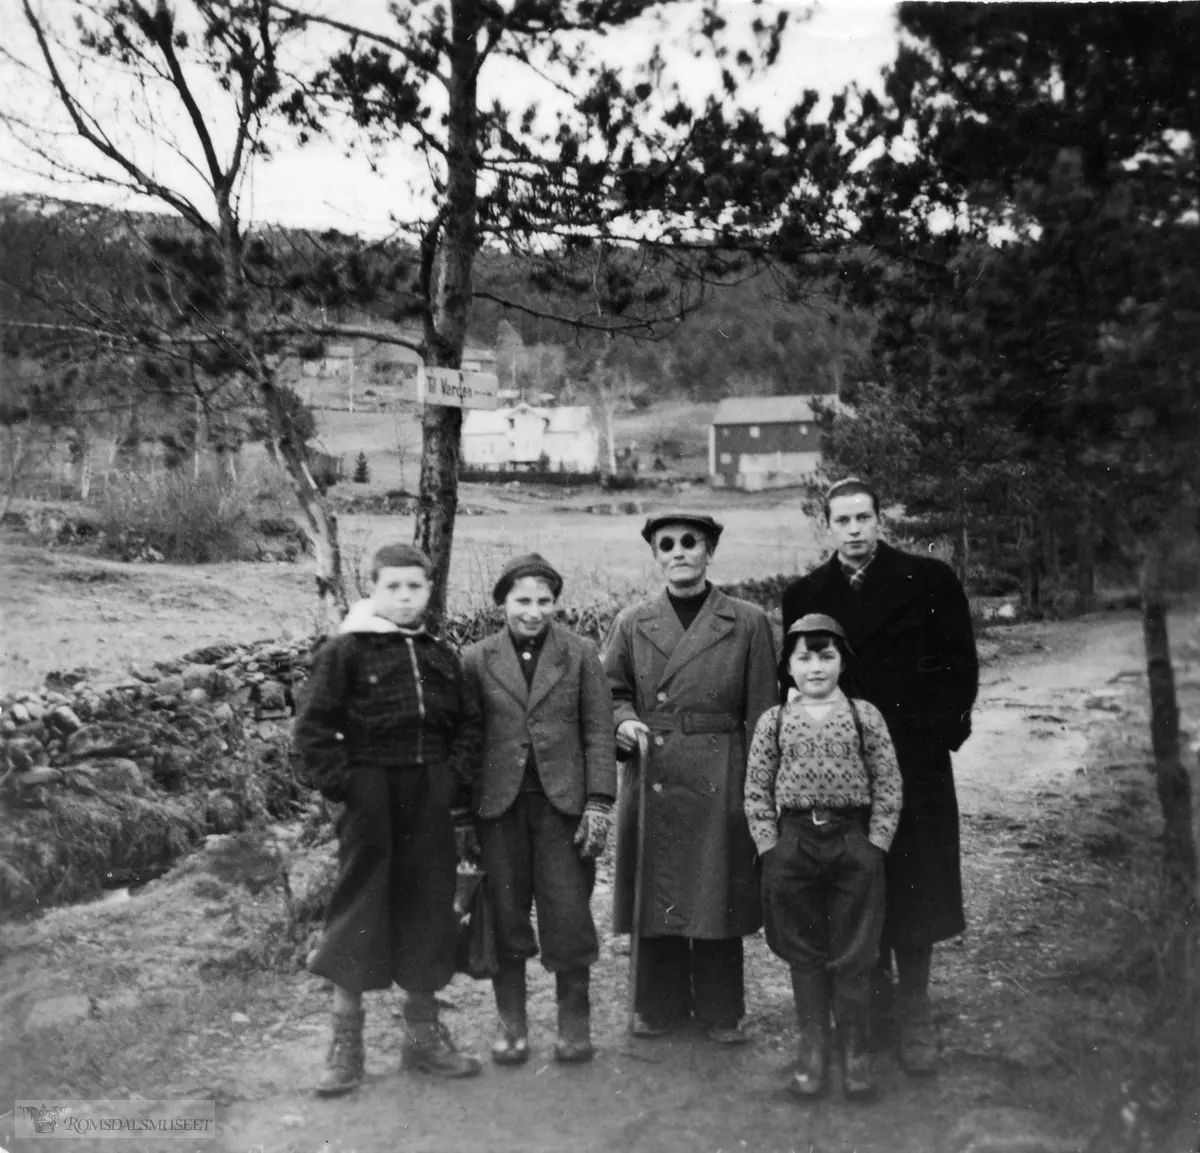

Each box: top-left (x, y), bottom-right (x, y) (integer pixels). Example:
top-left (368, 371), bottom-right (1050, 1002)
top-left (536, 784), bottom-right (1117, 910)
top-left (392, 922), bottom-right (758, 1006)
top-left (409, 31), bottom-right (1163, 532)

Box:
top-left (745, 614), bottom-right (900, 1101)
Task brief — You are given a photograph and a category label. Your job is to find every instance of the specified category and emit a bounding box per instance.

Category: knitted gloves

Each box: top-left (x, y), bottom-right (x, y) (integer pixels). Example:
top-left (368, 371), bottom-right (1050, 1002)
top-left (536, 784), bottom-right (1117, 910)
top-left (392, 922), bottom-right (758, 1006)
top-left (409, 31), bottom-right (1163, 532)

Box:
top-left (573, 798), bottom-right (613, 861)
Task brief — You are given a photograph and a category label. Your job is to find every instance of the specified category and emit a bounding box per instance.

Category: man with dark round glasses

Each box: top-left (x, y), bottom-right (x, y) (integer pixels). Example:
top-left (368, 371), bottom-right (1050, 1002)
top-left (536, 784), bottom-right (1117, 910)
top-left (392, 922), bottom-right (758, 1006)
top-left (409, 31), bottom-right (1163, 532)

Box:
top-left (603, 512), bottom-right (777, 1043)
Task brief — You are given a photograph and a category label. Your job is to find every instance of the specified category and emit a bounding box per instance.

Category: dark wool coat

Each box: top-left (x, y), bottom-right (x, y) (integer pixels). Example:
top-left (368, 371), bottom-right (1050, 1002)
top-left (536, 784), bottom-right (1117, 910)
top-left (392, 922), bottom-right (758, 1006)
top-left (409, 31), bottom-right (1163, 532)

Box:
top-left (462, 622), bottom-right (616, 819)
top-left (782, 542), bottom-right (979, 947)
top-left (293, 626), bottom-right (481, 993)
top-left (603, 587), bottom-right (777, 940)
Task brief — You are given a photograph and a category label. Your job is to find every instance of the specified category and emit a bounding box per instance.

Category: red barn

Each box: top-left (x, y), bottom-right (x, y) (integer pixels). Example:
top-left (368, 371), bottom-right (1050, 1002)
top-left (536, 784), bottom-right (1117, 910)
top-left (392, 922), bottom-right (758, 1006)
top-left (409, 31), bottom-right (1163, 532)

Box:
top-left (709, 395), bottom-right (850, 491)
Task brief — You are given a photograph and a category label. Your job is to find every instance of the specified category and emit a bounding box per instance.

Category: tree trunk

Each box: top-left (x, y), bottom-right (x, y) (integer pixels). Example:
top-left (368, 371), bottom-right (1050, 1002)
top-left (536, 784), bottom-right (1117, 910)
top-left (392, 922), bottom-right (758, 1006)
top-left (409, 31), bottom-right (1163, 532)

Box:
top-left (1076, 500), bottom-right (1096, 613)
top-left (415, 405), bottom-right (463, 621)
top-left (1041, 512), bottom-right (1059, 582)
top-left (952, 505), bottom-right (970, 586)
top-left (216, 195), bottom-right (347, 630)
top-left (604, 397), bottom-right (618, 474)
top-left (74, 428), bottom-right (93, 500)
top-left (271, 425), bottom-right (347, 630)
top-left (1139, 546), bottom-right (1198, 907)
top-left (1020, 515), bottom-right (1042, 616)
top-left (414, 0), bottom-right (481, 623)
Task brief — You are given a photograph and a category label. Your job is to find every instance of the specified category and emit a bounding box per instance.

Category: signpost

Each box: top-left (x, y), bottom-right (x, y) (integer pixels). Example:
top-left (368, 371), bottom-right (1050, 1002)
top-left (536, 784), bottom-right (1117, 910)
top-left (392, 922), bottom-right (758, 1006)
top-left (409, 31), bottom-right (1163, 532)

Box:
top-left (418, 367), bottom-right (499, 410)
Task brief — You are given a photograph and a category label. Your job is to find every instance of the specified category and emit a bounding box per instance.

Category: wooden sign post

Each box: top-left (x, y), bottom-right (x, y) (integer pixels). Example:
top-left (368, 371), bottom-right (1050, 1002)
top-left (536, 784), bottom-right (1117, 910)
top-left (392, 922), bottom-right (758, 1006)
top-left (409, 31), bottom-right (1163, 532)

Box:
top-left (418, 367), bottom-right (500, 410)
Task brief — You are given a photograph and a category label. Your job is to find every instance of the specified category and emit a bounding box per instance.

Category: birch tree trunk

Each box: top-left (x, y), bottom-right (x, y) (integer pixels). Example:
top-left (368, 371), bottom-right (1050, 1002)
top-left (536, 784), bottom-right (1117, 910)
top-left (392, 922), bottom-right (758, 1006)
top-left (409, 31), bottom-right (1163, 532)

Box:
top-left (216, 196), bottom-right (347, 630)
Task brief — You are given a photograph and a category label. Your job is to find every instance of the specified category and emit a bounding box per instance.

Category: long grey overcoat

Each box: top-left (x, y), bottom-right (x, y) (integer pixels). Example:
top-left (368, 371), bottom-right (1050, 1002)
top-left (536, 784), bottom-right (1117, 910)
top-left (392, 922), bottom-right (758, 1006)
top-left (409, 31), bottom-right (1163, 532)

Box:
top-left (603, 587), bottom-right (777, 939)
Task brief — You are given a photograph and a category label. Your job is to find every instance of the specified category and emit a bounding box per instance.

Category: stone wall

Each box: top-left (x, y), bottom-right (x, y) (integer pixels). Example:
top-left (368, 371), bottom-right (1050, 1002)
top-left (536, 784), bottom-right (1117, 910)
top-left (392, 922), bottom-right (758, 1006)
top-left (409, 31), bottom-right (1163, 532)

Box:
top-left (1, 573), bottom-right (794, 920)
top-left (0, 639), bottom-right (316, 918)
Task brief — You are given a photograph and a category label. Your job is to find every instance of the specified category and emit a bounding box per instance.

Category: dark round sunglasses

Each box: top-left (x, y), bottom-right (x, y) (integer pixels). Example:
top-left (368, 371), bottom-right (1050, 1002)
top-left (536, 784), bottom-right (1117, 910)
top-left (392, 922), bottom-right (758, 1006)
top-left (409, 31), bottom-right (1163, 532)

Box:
top-left (654, 532), bottom-right (702, 552)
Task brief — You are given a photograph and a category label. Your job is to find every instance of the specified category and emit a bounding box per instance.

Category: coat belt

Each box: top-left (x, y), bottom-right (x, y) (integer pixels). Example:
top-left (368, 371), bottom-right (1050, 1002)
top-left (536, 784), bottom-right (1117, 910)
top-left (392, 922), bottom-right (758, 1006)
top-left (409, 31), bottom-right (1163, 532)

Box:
top-left (644, 710), bottom-right (740, 734)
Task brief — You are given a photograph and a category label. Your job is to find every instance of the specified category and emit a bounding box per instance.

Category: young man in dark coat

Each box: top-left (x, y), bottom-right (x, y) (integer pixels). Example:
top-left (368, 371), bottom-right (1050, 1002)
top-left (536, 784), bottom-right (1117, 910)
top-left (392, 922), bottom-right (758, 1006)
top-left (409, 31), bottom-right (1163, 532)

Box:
top-left (294, 544), bottom-right (483, 1096)
top-left (781, 479), bottom-right (978, 1075)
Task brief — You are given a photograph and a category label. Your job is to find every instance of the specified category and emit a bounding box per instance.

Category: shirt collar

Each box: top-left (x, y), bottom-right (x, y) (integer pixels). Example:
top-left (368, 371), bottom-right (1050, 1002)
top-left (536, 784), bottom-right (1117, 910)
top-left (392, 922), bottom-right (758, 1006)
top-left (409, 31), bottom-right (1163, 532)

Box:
top-left (509, 626), bottom-right (549, 653)
top-left (839, 544), bottom-right (878, 586)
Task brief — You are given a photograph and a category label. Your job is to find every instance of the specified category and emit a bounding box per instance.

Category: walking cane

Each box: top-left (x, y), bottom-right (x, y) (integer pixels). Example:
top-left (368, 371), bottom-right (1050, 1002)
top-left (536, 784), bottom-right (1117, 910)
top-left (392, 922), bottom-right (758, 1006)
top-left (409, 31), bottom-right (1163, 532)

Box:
top-left (627, 729), bottom-right (651, 1036)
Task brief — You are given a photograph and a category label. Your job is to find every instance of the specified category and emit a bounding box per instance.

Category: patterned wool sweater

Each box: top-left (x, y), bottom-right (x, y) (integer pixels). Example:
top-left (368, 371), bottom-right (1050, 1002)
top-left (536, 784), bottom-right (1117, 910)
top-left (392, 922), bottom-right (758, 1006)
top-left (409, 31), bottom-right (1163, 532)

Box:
top-left (744, 691), bottom-right (902, 855)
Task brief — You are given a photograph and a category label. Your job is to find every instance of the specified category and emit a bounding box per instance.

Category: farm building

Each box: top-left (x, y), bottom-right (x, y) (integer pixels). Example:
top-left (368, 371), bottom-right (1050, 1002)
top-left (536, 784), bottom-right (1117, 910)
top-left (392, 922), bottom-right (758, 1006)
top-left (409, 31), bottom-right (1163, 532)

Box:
top-left (709, 395), bottom-right (849, 491)
top-left (462, 404), bottom-right (600, 473)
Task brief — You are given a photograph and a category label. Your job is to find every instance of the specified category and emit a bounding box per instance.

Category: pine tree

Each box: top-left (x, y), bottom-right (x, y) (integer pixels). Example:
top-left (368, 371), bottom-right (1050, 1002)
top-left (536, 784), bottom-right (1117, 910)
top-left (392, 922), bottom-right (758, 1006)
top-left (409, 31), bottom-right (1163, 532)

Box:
top-left (353, 451), bottom-right (370, 485)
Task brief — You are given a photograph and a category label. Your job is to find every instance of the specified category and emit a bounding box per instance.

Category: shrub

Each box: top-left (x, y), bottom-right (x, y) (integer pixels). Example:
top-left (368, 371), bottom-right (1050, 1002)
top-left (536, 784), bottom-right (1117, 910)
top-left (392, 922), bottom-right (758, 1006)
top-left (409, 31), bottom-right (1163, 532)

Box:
top-left (459, 465), bottom-right (601, 486)
top-left (353, 451), bottom-right (370, 484)
top-left (93, 469), bottom-right (255, 562)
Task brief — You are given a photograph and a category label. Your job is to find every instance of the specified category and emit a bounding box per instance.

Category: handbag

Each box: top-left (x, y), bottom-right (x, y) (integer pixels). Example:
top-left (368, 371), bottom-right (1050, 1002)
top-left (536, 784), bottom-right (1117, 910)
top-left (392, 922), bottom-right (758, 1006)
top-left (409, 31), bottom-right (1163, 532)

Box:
top-left (454, 866), bottom-right (499, 979)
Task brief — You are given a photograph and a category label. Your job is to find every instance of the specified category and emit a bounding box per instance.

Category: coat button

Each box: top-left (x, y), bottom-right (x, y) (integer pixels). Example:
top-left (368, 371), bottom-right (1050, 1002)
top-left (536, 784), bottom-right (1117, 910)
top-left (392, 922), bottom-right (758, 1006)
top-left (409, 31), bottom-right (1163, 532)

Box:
top-left (654, 736), bottom-right (665, 747)
top-left (368, 674), bottom-right (379, 684)
top-left (652, 783), bottom-right (664, 793)
top-left (656, 691), bottom-right (667, 702)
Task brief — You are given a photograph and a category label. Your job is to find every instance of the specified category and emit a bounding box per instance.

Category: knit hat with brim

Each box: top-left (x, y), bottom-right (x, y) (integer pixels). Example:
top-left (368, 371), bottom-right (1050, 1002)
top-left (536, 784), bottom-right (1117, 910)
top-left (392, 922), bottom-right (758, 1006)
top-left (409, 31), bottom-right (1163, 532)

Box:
top-left (492, 553), bottom-right (564, 604)
top-left (640, 512), bottom-right (724, 545)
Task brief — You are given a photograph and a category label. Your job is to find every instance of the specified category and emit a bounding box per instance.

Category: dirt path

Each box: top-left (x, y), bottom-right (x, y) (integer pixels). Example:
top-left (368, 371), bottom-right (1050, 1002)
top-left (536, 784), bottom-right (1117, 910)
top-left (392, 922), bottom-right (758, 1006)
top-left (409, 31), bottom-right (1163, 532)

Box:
top-left (210, 613), bottom-right (1163, 1153)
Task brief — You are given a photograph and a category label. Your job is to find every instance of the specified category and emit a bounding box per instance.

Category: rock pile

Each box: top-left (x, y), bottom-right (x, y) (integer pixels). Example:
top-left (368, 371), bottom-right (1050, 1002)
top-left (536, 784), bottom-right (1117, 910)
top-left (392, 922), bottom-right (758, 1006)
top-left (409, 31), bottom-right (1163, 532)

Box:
top-left (0, 638), bottom-right (319, 919)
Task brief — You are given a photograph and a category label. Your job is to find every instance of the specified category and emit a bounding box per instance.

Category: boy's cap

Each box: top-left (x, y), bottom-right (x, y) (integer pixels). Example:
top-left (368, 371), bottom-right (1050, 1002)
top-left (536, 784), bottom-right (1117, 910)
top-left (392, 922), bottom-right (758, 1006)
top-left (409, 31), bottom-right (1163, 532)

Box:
top-left (493, 553), bottom-right (564, 604)
top-left (371, 543), bottom-right (433, 575)
top-left (787, 613), bottom-right (849, 641)
top-left (640, 512), bottom-right (724, 544)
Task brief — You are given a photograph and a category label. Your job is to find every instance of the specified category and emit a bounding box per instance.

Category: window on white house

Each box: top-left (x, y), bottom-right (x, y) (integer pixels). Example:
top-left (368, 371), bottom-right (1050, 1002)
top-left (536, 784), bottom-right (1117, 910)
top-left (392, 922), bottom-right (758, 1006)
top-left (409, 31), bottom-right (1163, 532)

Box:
top-left (749, 426), bottom-right (761, 439)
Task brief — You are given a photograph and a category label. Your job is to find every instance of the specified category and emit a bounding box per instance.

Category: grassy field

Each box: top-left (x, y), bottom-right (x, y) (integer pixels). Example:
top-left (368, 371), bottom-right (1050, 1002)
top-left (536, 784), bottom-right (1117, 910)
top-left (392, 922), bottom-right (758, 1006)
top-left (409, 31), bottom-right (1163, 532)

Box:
top-left (2, 398), bottom-right (820, 691)
top-left (1, 491), bottom-right (821, 692)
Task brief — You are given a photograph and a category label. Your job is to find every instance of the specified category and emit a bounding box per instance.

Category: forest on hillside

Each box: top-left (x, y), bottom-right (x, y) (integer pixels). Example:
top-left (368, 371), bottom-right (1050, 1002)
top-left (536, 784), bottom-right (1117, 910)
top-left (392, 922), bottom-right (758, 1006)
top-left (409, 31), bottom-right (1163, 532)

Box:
top-left (0, 193), bottom-right (873, 412)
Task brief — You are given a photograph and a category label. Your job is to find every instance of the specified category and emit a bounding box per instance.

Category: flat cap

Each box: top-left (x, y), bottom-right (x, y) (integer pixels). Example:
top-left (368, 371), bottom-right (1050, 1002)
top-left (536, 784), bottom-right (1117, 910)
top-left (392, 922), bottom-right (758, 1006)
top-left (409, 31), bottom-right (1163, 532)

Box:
top-left (492, 552), bottom-right (564, 605)
top-left (640, 512), bottom-right (725, 545)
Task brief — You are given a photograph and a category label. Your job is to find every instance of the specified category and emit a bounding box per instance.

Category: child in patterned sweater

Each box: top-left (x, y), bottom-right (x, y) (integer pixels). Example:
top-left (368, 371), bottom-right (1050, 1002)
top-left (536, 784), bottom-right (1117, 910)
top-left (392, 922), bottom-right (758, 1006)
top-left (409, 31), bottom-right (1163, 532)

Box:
top-left (745, 613), bottom-right (901, 1102)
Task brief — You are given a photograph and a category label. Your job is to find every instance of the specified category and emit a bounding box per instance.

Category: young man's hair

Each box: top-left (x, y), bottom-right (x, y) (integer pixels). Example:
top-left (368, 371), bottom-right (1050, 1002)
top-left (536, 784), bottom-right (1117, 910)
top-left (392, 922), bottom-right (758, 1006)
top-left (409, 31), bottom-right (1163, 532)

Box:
top-left (823, 477), bottom-right (880, 523)
top-left (370, 543), bottom-right (434, 584)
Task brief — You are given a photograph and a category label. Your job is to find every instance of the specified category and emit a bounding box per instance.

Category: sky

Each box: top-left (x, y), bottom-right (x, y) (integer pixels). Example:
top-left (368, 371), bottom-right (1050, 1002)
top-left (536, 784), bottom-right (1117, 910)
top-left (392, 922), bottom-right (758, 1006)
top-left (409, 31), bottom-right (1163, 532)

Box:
top-left (0, 1), bottom-right (900, 236)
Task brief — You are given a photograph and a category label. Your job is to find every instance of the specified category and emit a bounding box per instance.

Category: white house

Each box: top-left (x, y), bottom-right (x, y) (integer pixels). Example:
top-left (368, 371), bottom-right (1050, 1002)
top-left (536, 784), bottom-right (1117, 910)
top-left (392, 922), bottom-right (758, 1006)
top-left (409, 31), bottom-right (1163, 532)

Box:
top-left (462, 404), bottom-right (600, 473)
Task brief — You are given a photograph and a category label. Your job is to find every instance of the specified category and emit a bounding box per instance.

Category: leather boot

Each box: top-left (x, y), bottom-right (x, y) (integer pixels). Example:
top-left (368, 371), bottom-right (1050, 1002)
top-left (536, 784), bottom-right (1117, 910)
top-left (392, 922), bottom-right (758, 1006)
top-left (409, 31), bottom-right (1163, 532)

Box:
top-left (896, 991), bottom-right (938, 1075)
top-left (869, 962), bottom-right (895, 1052)
top-left (491, 958), bottom-right (529, 1066)
top-left (788, 968), bottom-right (830, 1100)
top-left (836, 986), bottom-right (876, 1100)
top-left (401, 992), bottom-right (482, 1079)
top-left (554, 969), bottom-right (594, 1063)
top-left (314, 1008), bottom-right (365, 1097)
top-left (895, 945), bottom-right (937, 1075)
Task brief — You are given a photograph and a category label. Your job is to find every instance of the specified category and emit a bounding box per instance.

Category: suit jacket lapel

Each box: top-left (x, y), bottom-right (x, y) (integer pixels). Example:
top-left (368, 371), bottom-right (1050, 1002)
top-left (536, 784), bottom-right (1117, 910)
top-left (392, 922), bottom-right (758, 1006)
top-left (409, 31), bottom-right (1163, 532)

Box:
top-left (658, 587), bottom-right (736, 686)
top-left (528, 623), bottom-right (567, 712)
top-left (485, 631), bottom-right (528, 707)
top-left (634, 592), bottom-right (684, 661)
